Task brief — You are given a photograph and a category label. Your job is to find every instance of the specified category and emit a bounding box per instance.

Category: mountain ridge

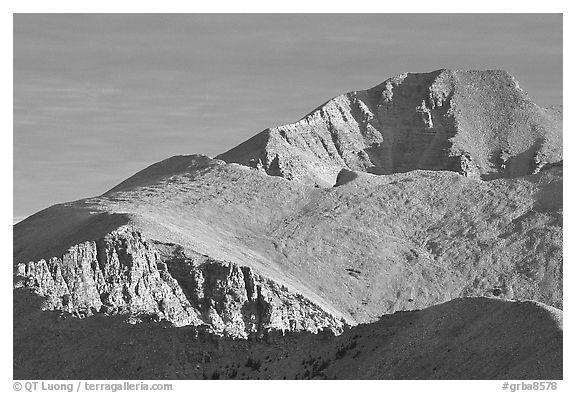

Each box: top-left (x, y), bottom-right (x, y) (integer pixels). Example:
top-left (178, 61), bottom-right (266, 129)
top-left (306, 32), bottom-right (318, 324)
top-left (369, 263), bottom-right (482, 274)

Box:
top-left (218, 69), bottom-right (562, 185)
top-left (14, 154), bottom-right (563, 330)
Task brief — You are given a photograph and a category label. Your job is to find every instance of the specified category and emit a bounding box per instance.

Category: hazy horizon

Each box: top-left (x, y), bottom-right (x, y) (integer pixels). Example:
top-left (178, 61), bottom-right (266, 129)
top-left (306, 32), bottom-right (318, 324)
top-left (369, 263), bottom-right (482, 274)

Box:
top-left (14, 13), bottom-right (562, 221)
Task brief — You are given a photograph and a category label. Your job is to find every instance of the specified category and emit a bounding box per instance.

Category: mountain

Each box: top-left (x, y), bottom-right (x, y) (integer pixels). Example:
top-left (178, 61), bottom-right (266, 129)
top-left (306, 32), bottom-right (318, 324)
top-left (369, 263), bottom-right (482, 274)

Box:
top-left (218, 69), bottom-right (562, 185)
top-left (13, 69), bottom-right (563, 379)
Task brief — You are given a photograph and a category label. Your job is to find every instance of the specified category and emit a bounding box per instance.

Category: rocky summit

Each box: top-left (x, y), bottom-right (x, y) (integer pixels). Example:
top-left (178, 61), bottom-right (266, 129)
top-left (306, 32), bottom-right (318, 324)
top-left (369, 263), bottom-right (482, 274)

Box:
top-left (13, 69), bottom-right (562, 380)
top-left (218, 69), bottom-right (562, 185)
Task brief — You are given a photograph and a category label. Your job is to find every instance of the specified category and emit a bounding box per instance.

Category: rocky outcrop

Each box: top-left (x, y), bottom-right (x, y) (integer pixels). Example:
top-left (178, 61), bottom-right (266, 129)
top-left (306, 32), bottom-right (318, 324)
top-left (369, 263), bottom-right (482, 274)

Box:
top-left (15, 227), bottom-right (203, 326)
top-left (15, 227), bottom-right (344, 338)
top-left (161, 248), bottom-right (345, 337)
top-left (218, 69), bottom-right (562, 185)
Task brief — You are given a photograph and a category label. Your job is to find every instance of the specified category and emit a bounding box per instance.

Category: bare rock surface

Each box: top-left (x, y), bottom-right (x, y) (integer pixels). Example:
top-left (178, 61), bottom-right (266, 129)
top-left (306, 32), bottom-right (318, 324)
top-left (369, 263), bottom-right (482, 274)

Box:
top-left (15, 228), bottom-right (198, 325)
top-left (15, 227), bottom-right (344, 337)
top-left (218, 70), bottom-right (562, 184)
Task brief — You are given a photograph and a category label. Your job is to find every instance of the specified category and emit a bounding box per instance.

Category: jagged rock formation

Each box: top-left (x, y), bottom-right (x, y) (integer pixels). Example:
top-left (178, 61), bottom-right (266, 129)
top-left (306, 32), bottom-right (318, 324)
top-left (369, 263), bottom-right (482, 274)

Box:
top-left (218, 69), bottom-right (562, 185)
top-left (16, 228), bottom-right (199, 325)
top-left (15, 226), bottom-right (344, 338)
top-left (156, 244), bottom-right (344, 337)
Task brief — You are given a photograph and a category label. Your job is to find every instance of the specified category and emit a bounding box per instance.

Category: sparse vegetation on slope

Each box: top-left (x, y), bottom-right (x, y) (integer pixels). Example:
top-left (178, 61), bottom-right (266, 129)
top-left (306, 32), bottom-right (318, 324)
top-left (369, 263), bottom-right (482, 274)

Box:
top-left (14, 290), bottom-right (562, 380)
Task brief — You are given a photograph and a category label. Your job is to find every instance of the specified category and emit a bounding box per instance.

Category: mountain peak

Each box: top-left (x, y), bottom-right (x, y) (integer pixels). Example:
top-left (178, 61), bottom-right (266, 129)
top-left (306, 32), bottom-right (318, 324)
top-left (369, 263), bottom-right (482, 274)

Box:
top-left (218, 69), bottom-right (561, 185)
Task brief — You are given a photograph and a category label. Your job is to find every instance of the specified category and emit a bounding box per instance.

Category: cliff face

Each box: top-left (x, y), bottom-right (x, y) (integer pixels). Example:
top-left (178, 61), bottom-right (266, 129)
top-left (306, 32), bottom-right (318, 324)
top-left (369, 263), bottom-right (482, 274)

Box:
top-left (15, 227), bottom-right (344, 338)
top-left (218, 70), bottom-right (562, 185)
top-left (158, 244), bottom-right (345, 337)
top-left (15, 228), bottom-right (202, 326)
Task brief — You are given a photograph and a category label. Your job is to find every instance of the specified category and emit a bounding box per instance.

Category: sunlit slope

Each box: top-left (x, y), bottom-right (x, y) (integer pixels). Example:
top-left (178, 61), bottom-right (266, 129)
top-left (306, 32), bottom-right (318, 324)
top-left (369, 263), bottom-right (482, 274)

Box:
top-left (14, 155), bottom-right (562, 324)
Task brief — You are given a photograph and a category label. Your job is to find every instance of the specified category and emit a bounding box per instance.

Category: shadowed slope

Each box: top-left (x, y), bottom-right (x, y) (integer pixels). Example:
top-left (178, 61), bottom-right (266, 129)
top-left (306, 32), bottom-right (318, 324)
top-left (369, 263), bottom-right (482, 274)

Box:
top-left (14, 291), bottom-right (562, 380)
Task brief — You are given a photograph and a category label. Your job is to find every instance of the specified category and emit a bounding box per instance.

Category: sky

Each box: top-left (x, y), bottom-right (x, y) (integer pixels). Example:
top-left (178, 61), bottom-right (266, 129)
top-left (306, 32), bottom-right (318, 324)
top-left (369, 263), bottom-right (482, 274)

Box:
top-left (13, 14), bottom-right (562, 221)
